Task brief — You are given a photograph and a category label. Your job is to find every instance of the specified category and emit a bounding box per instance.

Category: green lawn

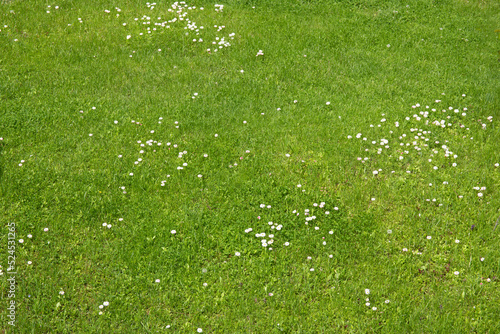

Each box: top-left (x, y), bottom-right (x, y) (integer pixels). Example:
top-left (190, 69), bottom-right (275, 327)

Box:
top-left (0, 0), bottom-right (499, 332)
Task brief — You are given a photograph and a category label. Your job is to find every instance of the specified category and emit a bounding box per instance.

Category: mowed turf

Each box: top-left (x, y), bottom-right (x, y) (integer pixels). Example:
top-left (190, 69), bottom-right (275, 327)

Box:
top-left (0, 0), bottom-right (499, 332)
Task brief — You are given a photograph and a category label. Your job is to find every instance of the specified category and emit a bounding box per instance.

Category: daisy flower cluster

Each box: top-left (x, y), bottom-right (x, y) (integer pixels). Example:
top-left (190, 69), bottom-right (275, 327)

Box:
top-left (103, 1), bottom-right (236, 56)
top-left (293, 202), bottom-right (338, 250)
top-left (113, 116), bottom-right (204, 186)
top-left (45, 5), bottom-right (60, 14)
top-left (348, 96), bottom-right (485, 176)
top-left (363, 289), bottom-right (390, 311)
top-left (244, 199), bottom-right (338, 255)
top-left (98, 301), bottom-right (110, 315)
top-left (347, 95), bottom-right (497, 206)
top-left (472, 186), bottom-right (486, 198)
top-left (242, 204), bottom-right (286, 250)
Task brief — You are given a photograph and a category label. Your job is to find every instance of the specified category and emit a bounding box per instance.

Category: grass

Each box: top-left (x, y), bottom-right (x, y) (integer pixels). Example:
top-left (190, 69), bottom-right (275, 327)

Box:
top-left (0, 0), bottom-right (499, 332)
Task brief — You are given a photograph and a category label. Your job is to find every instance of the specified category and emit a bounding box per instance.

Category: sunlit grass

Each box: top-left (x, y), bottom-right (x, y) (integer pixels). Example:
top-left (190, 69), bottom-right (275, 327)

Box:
top-left (0, 0), bottom-right (499, 332)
